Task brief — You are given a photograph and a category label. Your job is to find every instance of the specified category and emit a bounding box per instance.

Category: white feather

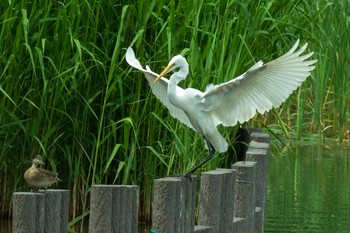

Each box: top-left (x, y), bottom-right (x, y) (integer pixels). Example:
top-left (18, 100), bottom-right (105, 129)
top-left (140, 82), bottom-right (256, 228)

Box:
top-left (126, 48), bottom-right (195, 130)
top-left (126, 40), bottom-right (317, 154)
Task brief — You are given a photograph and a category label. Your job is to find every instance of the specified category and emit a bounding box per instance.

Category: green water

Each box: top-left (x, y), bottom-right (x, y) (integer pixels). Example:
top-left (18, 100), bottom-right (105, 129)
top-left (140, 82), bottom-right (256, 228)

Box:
top-left (265, 141), bottom-right (350, 233)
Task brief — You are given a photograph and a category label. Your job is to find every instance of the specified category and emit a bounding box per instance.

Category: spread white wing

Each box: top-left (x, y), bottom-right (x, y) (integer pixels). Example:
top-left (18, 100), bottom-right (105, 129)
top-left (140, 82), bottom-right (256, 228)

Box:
top-left (126, 48), bottom-right (195, 130)
top-left (203, 39), bottom-right (317, 126)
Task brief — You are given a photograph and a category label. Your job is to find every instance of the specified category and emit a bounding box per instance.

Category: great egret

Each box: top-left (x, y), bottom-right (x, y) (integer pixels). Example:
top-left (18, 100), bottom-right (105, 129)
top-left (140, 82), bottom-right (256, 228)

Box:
top-left (126, 40), bottom-right (317, 177)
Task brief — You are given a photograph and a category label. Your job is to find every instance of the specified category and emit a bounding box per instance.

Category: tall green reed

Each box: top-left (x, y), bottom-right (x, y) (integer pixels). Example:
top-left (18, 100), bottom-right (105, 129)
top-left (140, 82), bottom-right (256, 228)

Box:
top-left (0, 0), bottom-right (348, 228)
top-left (306, 1), bottom-right (349, 140)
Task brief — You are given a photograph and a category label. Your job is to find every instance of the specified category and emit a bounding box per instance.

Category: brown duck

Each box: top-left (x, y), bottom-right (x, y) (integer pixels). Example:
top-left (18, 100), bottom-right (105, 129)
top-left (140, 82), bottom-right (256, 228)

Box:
top-left (24, 155), bottom-right (61, 190)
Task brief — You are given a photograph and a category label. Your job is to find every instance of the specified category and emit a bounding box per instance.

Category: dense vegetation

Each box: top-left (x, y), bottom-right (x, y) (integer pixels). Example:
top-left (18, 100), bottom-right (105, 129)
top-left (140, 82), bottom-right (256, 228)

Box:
top-left (0, 0), bottom-right (348, 230)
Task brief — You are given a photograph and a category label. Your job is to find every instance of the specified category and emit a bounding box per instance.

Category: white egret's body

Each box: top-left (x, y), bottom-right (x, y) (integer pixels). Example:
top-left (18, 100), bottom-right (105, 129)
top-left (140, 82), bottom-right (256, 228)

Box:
top-left (164, 60), bottom-right (228, 153)
top-left (126, 40), bottom-right (317, 176)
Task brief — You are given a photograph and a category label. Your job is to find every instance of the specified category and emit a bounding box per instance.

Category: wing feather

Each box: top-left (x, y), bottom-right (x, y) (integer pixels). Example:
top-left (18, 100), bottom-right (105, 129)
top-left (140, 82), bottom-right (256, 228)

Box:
top-left (126, 48), bottom-right (195, 130)
top-left (203, 39), bottom-right (317, 126)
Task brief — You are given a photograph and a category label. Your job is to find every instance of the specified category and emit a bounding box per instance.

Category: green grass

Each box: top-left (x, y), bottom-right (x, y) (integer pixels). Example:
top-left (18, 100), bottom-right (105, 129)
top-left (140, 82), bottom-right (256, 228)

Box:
top-left (0, 0), bottom-right (349, 229)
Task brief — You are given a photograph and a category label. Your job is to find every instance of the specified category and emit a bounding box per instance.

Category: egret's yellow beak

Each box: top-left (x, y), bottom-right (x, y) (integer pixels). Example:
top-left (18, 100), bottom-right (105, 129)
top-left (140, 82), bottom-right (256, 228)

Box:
top-left (154, 63), bottom-right (174, 83)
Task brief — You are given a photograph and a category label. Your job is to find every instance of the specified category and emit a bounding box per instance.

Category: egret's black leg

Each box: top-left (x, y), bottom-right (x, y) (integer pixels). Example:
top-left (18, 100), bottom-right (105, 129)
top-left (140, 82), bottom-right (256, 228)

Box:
top-left (183, 137), bottom-right (216, 178)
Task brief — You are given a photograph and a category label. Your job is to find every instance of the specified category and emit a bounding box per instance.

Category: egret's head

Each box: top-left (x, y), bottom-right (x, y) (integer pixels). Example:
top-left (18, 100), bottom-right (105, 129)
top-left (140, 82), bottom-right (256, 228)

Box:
top-left (154, 55), bottom-right (188, 83)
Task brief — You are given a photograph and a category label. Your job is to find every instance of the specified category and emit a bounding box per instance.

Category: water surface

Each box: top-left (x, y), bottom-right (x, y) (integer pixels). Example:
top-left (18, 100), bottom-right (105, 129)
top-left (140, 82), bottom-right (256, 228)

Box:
top-left (265, 141), bottom-right (350, 232)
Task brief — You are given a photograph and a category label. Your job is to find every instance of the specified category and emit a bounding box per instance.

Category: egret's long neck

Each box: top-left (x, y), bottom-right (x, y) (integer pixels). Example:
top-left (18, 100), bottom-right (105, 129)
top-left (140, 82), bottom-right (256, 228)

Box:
top-left (170, 64), bottom-right (188, 84)
top-left (168, 66), bottom-right (188, 91)
top-left (168, 73), bottom-right (181, 87)
top-left (167, 67), bottom-right (188, 109)
top-left (168, 74), bottom-right (180, 100)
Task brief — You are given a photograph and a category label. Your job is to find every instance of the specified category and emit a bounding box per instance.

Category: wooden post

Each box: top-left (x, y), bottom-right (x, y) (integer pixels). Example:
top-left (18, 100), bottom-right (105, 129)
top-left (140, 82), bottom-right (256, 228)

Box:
top-left (44, 190), bottom-right (70, 233)
top-left (112, 185), bottom-right (139, 233)
top-left (248, 132), bottom-right (270, 233)
top-left (152, 176), bottom-right (196, 233)
top-left (232, 161), bottom-right (257, 232)
top-left (89, 185), bottom-right (113, 233)
top-left (89, 185), bottom-right (139, 233)
top-left (12, 190), bottom-right (69, 233)
top-left (12, 192), bottom-right (45, 233)
top-left (246, 148), bottom-right (268, 233)
top-left (250, 132), bottom-right (270, 143)
top-left (197, 169), bottom-right (235, 233)
top-left (194, 225), bottom-right (214, 233)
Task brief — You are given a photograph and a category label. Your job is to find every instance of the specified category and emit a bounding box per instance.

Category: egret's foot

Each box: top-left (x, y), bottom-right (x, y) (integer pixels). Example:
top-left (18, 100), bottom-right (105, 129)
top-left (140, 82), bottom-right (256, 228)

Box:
top-left (183, 170), bottom-right (195, 178)
top-left (167, 173), bottom-right (182, 178)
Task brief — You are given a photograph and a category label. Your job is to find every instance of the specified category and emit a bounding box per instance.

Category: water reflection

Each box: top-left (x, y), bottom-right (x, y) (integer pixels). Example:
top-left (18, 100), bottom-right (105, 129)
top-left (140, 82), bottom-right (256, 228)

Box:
top-left (265, 141), bottom-right (350, 233)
